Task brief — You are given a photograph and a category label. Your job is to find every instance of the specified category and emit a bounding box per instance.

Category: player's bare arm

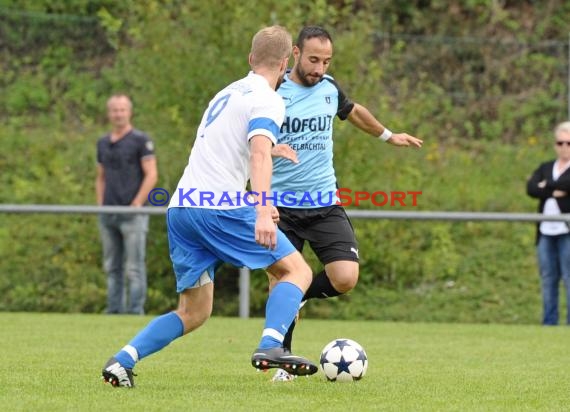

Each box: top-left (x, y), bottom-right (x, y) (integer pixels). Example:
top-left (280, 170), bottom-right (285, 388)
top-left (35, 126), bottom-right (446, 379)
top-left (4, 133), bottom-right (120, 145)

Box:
top-left (130, 157), bottom-right (158, 207)
top-left (347, 103), bottom-right (423, 148)
top-left (250, 135), bottom-right (277, 250)
top-left (95, 163), bottom-right (105, 206)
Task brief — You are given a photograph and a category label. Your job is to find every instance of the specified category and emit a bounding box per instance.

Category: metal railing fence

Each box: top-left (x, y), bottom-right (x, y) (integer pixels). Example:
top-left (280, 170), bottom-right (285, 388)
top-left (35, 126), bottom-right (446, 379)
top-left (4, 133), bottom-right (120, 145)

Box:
top-left (2, 204), bottom-right (568, 318)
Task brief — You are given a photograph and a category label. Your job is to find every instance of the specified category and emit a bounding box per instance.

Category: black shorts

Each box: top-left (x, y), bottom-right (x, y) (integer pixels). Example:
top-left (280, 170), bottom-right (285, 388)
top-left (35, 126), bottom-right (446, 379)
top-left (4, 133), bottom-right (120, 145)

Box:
top-left (277, 205), bottom-right (359, 265)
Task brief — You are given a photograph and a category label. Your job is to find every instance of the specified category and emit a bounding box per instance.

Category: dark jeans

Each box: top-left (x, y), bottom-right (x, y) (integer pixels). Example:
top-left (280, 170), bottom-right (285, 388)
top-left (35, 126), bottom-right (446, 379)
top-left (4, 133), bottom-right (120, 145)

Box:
top-left (98, 213), bottom-right (149, 314)
top-left (537, 233), bottom-right (570, 325)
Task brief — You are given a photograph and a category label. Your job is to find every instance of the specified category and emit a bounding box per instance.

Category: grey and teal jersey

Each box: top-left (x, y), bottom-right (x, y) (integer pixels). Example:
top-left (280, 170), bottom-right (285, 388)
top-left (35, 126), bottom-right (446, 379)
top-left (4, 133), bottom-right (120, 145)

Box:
top-left (271, 72), bottom-right (354, 208)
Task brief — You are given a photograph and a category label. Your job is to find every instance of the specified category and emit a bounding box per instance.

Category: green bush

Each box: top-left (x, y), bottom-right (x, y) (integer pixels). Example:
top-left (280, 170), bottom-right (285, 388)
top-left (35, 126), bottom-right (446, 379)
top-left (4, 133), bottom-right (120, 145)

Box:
top-left (0, 1), bottom-right (566, 323)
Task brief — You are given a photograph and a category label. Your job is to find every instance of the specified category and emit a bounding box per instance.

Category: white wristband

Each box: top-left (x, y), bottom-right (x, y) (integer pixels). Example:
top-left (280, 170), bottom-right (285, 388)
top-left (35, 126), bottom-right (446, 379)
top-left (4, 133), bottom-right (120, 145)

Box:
top-left (379, 128), bottom-right (393, 142)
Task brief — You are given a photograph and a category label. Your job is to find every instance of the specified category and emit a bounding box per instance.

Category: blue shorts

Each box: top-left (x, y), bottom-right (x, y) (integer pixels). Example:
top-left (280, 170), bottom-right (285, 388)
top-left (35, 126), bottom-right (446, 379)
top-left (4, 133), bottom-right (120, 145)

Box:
top-left (167, 207), bottom-right (297, 292)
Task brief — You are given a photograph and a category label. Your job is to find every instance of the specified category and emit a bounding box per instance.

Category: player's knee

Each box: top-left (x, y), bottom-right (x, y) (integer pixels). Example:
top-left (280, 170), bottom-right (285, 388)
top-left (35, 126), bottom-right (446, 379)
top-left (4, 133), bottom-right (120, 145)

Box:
top-left (176, 302), bottom-right (212, 334)
top-left (181, 311), bottom-right (211, 334)
top-left (266, 271), bottom-right (279, 292)
top-left (281, 259), bottom-right (312, 291)
top-left (331, 269), bottom-right (359, 293)
top-left (196, 308), bottom-right (212, 328)
top-left (271, 253), bottom-right (313, 291)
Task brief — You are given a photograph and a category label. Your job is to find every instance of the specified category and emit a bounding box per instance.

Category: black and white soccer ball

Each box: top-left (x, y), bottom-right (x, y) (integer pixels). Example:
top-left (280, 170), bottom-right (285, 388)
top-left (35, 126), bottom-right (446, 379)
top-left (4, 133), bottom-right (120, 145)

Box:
top-left (320, 338), bottom-right (368, 382)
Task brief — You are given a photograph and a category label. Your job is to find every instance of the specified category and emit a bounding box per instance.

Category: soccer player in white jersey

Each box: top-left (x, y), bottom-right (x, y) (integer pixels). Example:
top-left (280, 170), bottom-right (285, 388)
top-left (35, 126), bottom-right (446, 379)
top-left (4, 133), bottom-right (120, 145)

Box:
top-left (101, 26), bottom-right (319, 388)
top-left (268, 26), bottom-right (423, 381)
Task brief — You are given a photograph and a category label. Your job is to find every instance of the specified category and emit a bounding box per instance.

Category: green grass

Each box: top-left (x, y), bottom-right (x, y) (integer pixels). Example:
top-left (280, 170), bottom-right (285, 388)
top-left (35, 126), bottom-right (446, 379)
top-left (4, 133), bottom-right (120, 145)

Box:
top-left (0, 314), bottom-right (569, 411)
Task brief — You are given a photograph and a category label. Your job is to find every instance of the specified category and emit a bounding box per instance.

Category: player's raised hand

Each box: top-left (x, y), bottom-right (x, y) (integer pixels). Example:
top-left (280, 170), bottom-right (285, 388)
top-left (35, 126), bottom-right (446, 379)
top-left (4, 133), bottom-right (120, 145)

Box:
top-left (271, 144), bottom-right (299, 163)
top-left (255, 207), bottom-right (277, 250)
top-left (388, 133), bottom-right (423, 148)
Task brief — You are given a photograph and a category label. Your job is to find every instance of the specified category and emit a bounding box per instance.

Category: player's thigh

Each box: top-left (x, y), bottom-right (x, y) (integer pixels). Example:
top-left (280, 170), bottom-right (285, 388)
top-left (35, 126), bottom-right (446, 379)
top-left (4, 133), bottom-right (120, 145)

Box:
top-left (202, 207), bottom-right (297, 270)
top-left (167, 208), bottom-right (221, 293)
top-left (308, 206), bottom-right (360, 265)
top-left (276, 207), bottom-right (306, 252)
top-left (267, 210), bottom-right (304, 291)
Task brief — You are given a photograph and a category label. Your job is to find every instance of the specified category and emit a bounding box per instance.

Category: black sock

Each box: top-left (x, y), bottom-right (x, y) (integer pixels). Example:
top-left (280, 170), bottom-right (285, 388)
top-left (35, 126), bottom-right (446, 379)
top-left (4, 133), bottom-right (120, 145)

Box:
top-left (303, 270), bottom-right (342, 300)
top-left (282, 319), bottom-right (296, 352)
top-left (283, 271), bottom-right (342, 351)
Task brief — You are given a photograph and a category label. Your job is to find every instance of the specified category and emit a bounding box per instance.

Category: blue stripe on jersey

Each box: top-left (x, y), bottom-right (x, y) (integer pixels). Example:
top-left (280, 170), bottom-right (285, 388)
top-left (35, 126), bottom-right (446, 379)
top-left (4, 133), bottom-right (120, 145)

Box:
top-left (248, 117), bottom-right (279, 139)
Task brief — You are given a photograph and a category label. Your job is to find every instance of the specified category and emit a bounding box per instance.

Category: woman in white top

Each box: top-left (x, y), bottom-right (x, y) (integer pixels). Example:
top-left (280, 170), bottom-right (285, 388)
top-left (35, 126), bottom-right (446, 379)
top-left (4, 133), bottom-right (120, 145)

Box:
top-left (527, 121), bottom-right (570, 325)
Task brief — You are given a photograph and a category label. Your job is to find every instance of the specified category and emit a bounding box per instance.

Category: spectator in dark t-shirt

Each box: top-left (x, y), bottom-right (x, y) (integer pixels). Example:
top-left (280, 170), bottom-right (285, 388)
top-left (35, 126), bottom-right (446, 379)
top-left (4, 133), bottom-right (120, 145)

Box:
top-left (96, 94), bottom-right (158, 314)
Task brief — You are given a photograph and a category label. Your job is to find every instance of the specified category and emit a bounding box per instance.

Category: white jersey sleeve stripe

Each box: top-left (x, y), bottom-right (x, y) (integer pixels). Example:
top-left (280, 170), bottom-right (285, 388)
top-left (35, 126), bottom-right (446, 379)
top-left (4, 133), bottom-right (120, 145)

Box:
top-left (247, 117), bottom-right (279, 144)
top-left (248, 129), bottom-right (277, 144)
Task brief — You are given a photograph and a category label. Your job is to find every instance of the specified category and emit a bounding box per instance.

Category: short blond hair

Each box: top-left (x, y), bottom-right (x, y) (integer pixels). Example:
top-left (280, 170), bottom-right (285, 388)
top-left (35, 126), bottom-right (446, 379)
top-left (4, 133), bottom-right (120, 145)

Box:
top-left (107, 94), bottom-right (133, 110)
top-left (250, 25), bottom-right (292, 69)
top-left (555, 121), bottom-right (570, 137)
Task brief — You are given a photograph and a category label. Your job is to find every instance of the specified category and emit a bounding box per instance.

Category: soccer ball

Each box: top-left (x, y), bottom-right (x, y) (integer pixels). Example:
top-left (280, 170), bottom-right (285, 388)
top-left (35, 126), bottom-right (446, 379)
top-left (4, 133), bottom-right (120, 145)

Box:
top-left (319, 338), bottom-right (368, 382)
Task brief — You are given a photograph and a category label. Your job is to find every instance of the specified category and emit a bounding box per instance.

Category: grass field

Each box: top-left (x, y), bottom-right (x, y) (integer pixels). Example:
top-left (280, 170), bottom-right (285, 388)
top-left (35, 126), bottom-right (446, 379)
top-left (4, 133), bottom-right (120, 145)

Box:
top-left (0, 313), bottom-right (568, 411)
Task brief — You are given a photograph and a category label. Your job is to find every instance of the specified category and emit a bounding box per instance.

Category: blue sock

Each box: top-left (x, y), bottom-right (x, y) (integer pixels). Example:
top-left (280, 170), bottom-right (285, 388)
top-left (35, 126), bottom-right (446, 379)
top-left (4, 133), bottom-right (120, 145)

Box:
top-left (259, 282), bottom-right (303, 349)
top-left (114, 312), bottom-right (184, 369)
